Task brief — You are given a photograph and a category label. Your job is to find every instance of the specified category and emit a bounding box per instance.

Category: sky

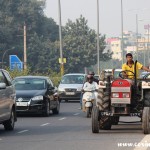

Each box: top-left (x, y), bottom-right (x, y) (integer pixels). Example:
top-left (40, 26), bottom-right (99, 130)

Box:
top-left (44, 0), bottom-right (150, 38)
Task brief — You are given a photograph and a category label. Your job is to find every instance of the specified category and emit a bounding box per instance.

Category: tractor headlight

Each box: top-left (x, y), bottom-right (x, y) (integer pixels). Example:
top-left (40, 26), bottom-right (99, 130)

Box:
top-left (112, 93), bottom-right (119, 98)
top-left (123, 93), bottom-right (130, 98)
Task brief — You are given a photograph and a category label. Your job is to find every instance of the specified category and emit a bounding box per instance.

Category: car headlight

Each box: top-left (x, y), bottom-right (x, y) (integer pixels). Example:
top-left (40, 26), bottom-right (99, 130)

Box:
top-left (142, 81), bottom-right (150, 86)
top-left (112, 93), bottom-right (119, 98)
top-left (32, 96), bottom-right (43, 101)
top-left (58, 87), bottom-right (65, 92)
top-left (77, 87), bottom-right (82, 91)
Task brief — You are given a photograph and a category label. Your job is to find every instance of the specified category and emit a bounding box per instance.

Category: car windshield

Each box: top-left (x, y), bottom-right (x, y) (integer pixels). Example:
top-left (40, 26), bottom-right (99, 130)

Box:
top-left (60, 75), bottom-right (85, 84)
top-left (94, 75), bottom-right (99, 80)
top-left (140, 72), bottom-right (150, 78)
top-left (13, 78), bottom-right (46, 90)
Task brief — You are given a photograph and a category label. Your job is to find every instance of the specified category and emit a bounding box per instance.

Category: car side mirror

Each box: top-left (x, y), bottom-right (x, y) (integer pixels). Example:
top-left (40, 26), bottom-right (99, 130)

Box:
top-left (0, 83), bottom-right (6, 89)
top-left (48, 87), bottom-right (55, 90)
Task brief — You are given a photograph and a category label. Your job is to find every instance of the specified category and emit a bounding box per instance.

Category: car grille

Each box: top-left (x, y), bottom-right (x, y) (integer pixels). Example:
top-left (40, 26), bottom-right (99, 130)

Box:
top-left (16, 97), bottom-right (31, 102)
top-left (17, 106), bottom-right (28, 110)
top-left (65, 88), bottom-right (77, 92)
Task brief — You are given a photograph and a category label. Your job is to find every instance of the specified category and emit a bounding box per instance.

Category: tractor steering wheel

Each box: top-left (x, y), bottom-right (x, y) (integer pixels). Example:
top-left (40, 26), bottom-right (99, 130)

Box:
top-left (119, 70), bottom-right (135, 79)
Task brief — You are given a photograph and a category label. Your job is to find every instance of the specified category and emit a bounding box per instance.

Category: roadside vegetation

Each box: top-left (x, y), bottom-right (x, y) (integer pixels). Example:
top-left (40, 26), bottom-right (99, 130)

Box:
top-left (0, 0), bottom-right (112, 75)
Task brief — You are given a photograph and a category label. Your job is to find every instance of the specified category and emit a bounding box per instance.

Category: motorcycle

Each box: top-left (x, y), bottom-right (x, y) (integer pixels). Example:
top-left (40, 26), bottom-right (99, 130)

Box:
top-left (82, 90), bottom-right (97, 118)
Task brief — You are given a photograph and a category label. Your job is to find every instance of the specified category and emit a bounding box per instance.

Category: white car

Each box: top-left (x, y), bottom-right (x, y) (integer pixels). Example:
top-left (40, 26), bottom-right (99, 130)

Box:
top-left (104, 69), bottom-right (122, 79)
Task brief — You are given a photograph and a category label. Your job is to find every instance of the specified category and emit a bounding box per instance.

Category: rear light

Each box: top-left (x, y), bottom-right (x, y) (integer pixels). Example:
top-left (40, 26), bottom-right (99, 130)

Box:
top-left (123, 93), bottom-right (130, 98)
top-left (112, 93), bottom-right (119, 98)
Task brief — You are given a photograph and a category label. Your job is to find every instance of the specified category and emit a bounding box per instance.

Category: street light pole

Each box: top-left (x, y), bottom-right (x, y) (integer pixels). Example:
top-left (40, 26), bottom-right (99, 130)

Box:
top-left (24, 22), bottom-right (27, 70)
top-left (58, 0), bottom-right (64, 76)
top-left (97, 0), bottom-right (100, 75)
top-left (121, 0), bottom-right (124, 65)
top-left (136, 14), bottom-right (139, 60)
top-left (148, 24), bottom-right (150, 65)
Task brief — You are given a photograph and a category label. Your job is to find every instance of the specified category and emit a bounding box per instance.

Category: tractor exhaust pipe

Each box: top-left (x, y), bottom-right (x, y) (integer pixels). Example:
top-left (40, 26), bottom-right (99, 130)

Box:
top-left (134, 60), bottom-right (137, 86)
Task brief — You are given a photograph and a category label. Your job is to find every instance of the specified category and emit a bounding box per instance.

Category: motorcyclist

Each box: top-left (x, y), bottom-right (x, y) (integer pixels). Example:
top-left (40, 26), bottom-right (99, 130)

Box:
top-left (82, 74), bottom-right (98, 111)
top-left (88, 71), bottom-right (99, 84)
top-left (80, 72), bottom-right (99, 109)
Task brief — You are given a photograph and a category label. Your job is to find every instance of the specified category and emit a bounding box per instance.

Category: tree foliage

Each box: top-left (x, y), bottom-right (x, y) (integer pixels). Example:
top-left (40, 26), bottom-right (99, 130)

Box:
top-left (0, 0), bottom-right (59, 71)
top-left (62, 16), bottom-right (112, 73)
top-left (0, 1), bottom-right (111, 74)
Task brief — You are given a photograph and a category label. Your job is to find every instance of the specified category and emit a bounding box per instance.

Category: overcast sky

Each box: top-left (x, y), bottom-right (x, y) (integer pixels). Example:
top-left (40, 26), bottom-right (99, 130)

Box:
top-left (44, 0), bottom-right (150, 38)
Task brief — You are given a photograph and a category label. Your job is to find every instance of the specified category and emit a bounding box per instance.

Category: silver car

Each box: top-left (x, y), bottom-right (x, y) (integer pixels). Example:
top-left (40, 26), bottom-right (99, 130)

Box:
top-left (0, 69), bottom-right (17, 130)
top-left (58, 74), bottom-right (87, 102)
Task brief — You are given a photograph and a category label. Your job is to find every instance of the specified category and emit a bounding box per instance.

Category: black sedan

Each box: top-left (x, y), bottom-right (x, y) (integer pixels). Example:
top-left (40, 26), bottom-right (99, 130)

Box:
top-left (13, 76), bottom-right (60, 116)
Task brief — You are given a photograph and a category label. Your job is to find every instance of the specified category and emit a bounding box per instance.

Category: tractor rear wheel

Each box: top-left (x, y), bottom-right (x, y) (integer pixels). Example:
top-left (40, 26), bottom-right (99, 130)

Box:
top-left (97, 88), bottom-right (112, 130)
top-left (142, 107), bottom-right (150, 134)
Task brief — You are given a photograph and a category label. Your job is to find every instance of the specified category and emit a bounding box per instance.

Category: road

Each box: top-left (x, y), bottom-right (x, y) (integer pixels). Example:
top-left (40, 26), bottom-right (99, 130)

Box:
top-left (0, 102), bottom-right (150, 150)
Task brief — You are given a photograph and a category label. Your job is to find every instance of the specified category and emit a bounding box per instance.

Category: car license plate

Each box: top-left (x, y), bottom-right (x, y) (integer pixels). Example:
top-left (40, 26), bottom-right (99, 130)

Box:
top-left (16, 102), bottom-right (28, 106)
top-left (66, 92), bottom-right (75, 95)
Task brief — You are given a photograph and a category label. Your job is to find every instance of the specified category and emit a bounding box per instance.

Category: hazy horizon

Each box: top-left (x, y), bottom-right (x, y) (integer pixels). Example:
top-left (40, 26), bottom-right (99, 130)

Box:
top-left (44, 0), bottom-right (150, 38)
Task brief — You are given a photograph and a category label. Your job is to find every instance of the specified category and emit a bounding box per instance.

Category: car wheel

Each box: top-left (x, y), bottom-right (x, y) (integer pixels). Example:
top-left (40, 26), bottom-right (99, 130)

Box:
top-left (52, 101), bottom-right (60, 114)
top-left (43, 101), bottom-right (50, 117)
top-left (3, 109), bottom-right (15, 131)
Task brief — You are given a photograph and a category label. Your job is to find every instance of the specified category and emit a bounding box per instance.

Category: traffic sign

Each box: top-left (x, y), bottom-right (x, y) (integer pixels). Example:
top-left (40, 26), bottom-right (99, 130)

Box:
top-left (9, 55), bottom-right (23, 71)
top-left (59, 58), bottom-right (66, 64)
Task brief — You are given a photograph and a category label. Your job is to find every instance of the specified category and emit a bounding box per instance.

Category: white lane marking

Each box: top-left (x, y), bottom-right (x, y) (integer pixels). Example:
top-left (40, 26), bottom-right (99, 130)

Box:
top-left (134, 135), bottom-right (150, 150)
top-left (74, 113), bottom-right (80, 116)
top-left (40, 123), bottom-right (51, 127)
top-left (59, 117), bottom-right (66, 121)
top-left (18, 130), bottom-right (29, 134)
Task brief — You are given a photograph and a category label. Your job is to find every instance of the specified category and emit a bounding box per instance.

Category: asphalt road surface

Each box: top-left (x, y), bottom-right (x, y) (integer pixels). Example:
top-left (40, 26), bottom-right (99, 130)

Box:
top-left (0, 101), bottom-right (150, 150)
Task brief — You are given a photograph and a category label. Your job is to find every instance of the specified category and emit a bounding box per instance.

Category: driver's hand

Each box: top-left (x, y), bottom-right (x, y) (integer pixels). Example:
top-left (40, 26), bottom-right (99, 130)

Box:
top-left (122, 72), bottom-right (128, 78)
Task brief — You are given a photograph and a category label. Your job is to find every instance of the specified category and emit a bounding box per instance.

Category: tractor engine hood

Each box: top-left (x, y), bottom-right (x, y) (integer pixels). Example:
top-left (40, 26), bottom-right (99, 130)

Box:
top-left (112, 79), bottom-right (133, 87)
top-left (111, 79), bottom-right (132, 104)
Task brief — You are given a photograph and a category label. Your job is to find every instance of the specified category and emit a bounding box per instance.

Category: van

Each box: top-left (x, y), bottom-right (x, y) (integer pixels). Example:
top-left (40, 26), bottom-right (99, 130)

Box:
top-left (58, 74), bottom-right (86, 102)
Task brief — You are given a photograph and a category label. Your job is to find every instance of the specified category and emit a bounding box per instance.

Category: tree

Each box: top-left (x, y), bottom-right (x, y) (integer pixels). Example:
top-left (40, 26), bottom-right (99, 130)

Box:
top-left (0, 0), bottom-right (59, 70)
top-left (62, 16), bottom-right (112, 73)
top-left (27, 33), bottom-right (60, 73)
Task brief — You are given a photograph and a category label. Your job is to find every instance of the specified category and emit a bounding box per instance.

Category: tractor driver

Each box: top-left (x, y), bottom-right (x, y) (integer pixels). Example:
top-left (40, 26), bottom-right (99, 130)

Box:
top-left (122, 53), bottom-right (150, 79)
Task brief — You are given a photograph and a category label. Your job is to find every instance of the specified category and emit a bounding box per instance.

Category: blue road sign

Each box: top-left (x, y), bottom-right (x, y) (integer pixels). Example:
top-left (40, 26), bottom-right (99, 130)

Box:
top-left (9, 55), bottom-right (23, 71)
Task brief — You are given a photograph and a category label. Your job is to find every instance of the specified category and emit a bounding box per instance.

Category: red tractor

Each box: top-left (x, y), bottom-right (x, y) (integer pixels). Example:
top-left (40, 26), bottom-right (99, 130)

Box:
top-left (92, 61), bottom-right (150, 134)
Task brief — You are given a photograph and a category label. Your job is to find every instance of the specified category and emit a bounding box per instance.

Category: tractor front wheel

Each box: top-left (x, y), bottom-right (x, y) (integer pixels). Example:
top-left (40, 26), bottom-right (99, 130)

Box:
top-left (97, 88), bottom-right (112, 130)
top-left (92, 106), bottom-right (100, 133)
top-left (142, 107), bottom-right (150, 134)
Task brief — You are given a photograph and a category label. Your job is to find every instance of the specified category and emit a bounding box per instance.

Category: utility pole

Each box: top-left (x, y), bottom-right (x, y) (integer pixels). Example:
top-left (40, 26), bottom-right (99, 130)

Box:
top-left (24, 22), bottom-right (27, 70)
top-left (143, 37), bottom-right (146, 66)
top-left (121, 0), bottom-right (124, 65)
top-left (148, 24), bottom-right (150, 65)
top-left (58, 0), bottom-right (64, 76)
top-left (97, 0), bottom-right (100, 75)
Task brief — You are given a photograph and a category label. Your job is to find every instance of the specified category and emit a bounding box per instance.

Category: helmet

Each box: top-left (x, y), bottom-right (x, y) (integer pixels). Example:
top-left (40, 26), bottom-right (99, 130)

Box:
top-left (88, 71), bottom-right (95, 76)
top-left (87, 74), bottom-right (93, 81)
